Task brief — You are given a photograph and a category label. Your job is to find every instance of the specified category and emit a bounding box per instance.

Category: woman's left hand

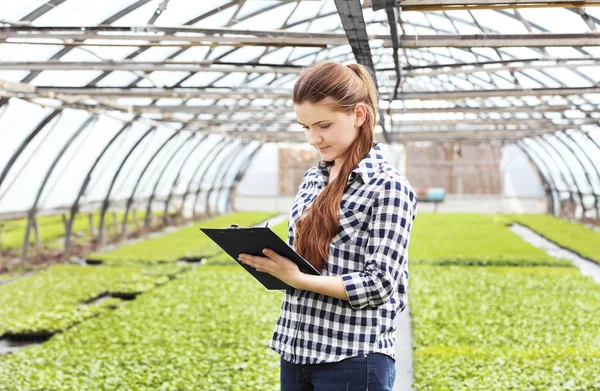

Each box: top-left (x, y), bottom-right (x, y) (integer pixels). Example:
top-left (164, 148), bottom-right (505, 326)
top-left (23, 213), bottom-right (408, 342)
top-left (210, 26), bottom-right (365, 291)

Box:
top-left (238, 249), bottom-right (303, 289)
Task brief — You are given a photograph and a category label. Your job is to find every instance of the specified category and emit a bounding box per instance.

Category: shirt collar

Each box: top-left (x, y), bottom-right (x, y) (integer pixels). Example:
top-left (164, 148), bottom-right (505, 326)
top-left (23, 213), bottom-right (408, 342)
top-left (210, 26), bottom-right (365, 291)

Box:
top-left (317, 141), bottom-right (385, 185)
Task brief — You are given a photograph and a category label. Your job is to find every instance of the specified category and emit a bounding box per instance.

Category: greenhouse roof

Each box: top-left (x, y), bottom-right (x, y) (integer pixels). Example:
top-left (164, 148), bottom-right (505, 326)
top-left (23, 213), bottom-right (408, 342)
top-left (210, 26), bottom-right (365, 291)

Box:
top-left (1, 0), bottom-right (600, 144)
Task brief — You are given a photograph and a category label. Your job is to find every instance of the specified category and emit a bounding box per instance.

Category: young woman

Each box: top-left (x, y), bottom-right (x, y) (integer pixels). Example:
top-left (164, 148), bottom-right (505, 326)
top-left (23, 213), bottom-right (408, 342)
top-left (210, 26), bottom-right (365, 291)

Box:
top-left (238, 61), bottom-right (418, 391)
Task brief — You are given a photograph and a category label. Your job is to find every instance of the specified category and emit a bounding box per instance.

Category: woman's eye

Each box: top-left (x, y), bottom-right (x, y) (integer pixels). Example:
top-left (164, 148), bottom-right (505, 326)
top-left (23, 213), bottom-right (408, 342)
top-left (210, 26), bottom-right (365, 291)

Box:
top-left (320, 124), bottom-right (331, 129)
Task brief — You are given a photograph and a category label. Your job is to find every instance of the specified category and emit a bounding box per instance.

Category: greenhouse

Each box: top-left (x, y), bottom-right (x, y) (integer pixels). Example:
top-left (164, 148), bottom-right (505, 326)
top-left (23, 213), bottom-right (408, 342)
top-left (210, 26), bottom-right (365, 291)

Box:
top-left (0, 0), bottom-right (599, 390)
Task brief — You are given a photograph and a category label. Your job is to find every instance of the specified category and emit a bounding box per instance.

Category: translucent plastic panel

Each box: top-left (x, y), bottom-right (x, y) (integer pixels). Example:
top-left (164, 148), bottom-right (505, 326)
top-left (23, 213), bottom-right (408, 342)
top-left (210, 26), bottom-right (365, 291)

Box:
top-left (195, 140), bottom-right (240, 212)
top-left (305, 13), bottom-right (341, 33)
top-left (559, 132), bottom-right (600, 192)
top-left (144, 71), bottom-right (191, 88)
top-left (168, 135), bottom-right (223, 197)
top-left (186, 4), bottom-right (237, 27)
top-left (576, 66), bottom-right (600, 84)
top-left (95, 71), bottom-right (139, 88)
top-left (34, 0), bottom-right (143, 26)
top-left (99, 128), bottom-right (184, 204)
top-left (0, 108), bottom-right (92, 213)
top-left (233, 1), bottom-right (297, 30)
top-left (469, 10), bottom-right (531, 34)
top-left (286, 0), bottom-right (323, 26)
top-left (39, 115), bottom-right (134, 210)
top-left (550, 135), bottom-right (595, 193)
top-left (216, 142), bottom-right (261, 214)
top-left (0, 0), bottom-right (53, 21)
top-left (31, 70), bottom-right (103, 87)
top-left (421, 12), bottom-right (459, 33)
top-left (152, 134), bottom-right (206, 200)
top-left (542, 136), bottom-right (591, 194)
top-left (543, 67), bottom-right (593, 88)
top-left (154, 1), bottom-right (231, 26)
top-left (218, 46), bottom-right (266, 63)
top-left (100, 123), bottom-right (159, 203)
top-left (0, 43), bottom-right (61, 63)
top-left (0, 71), bottom-right (29, 83)
top-left (519, 69), bottom-right (562, 88)
top-left (522, 139), bottom-right (569, 192)
top-left (518, 8), bottom-right (590, 33)
top-left (0, 99), bottom-right (55, 212)
top-left (180, 72), bottom-right (226, 87)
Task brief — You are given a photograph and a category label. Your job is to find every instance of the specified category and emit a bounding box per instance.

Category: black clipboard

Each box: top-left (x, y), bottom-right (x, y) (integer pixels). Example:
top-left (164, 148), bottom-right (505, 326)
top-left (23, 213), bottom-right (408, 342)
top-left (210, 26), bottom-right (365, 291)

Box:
top-left (199, 224), bottom-right (321, 290)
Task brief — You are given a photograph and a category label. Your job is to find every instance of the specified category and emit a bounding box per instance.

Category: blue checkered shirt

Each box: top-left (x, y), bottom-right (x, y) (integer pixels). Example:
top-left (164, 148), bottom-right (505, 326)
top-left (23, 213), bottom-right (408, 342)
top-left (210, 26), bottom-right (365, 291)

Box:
top-left (268, 142), bottom-right (418, 364)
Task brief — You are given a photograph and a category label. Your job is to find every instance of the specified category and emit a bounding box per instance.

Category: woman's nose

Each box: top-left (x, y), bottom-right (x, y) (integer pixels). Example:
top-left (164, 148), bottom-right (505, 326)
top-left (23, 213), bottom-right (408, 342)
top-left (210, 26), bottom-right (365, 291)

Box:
top-left (308, 132), bottom-right (322, 145)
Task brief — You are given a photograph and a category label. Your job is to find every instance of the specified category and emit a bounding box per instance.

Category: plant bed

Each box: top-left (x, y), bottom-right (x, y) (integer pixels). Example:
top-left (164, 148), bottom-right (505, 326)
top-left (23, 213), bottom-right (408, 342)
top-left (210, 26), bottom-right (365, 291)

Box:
top-left (0, 264), bottom-right (190, 337)
top-left (410, 264), bottom-right (600, 390)
top-left (0, 266), bottom-right (283, 390)
top-left (409, 213), bottom-right (570, 267)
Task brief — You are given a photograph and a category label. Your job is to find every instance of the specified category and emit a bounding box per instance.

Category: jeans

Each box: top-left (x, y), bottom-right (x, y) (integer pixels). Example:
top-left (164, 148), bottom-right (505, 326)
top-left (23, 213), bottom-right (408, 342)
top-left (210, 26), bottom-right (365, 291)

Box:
top-left (280, 353), bottom-right (396, 391)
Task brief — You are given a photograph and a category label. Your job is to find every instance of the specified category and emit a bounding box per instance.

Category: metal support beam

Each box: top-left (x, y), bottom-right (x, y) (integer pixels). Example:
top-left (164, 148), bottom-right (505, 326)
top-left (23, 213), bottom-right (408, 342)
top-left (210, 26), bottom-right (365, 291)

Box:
top-left (23, 115), bottom-right (97, 259)
top-left (204, 142), bottom-right (246, 216)
top-left (65, 121), bottom-right (134, 256)
top-left (4, 25), bottom-right (600, 48)
top-left (144, 133), bottom-right (195, 232)
top-left (225, 142), bottom-right (262, 213)
top-left (97, 127), bottom-right (155, 247)
top-left (121, 131), bottom-right (182, 239)
top-left (191, 141), bottom-right (236, 218)
top-left (162, 135), bottom-right (209, 226)
top-left (180, 137), bottom-right (229, 220)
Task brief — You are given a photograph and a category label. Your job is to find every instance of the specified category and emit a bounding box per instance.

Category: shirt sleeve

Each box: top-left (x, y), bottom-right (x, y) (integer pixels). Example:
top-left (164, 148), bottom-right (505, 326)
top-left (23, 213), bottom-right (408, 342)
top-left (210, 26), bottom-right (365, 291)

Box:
top-left (288, 168), bottom-right (313, 248)
top-left (341, 178), bottom-right (418, 310)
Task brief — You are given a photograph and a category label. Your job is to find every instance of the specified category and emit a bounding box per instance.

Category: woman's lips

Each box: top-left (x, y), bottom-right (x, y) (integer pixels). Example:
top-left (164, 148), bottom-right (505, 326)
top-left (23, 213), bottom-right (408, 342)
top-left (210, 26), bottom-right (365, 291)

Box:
top-left (319, 146), bottom-right (330, 151)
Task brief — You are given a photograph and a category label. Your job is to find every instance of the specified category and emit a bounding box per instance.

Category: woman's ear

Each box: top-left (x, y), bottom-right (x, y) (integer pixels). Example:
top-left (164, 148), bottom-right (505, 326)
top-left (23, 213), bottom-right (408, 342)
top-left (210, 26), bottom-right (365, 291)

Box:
top-left (354, 103), bottom-right (367, 128)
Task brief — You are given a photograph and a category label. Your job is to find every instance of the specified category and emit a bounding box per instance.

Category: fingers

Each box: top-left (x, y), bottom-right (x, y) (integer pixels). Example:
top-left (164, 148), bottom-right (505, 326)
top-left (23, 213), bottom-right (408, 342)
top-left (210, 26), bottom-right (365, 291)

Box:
top-left (238, 253), bottom-right (273, 272)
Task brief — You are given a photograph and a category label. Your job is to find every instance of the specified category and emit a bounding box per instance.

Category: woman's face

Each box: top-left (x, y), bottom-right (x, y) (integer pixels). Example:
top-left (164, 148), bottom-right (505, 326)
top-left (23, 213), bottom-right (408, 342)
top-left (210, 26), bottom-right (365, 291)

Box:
top-left (294, 97), bottom-right (366, 165)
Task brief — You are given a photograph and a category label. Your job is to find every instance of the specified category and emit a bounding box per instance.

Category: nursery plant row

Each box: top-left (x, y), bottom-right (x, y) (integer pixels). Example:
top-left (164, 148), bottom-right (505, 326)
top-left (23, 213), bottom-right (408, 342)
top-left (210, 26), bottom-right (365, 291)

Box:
top-left (0, 265), bottom-right (284, 391)
top-left (408, 213), bottom-right (572, 267)
top-left (497, 213), bottom-right (600, 265)
top-left (0, 211), bottom-right (278, 339)
top-left (410, 264), bottom-right (600, 390)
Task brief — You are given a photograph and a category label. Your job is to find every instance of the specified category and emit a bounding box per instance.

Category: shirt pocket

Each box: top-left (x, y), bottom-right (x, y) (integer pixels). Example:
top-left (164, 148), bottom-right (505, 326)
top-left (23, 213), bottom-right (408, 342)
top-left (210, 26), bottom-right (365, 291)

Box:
top-left (331, 204), bottom-right (369, 247)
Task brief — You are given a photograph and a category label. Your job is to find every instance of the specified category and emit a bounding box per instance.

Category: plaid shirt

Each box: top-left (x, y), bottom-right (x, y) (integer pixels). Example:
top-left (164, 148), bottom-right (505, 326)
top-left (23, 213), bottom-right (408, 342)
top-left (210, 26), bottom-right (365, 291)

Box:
top-left (268, 142), bottom-right (418, 364)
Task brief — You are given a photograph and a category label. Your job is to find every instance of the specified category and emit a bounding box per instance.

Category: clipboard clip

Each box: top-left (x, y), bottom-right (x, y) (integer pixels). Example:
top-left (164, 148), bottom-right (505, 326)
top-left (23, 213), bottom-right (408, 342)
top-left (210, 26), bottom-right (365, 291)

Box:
top-left (229, 222), bottom-right (268, 228)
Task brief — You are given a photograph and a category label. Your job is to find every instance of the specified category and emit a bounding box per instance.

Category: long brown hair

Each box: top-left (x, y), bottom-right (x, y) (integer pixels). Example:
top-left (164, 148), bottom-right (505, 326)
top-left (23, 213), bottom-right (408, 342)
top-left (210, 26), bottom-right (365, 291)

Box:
top-left (293, 61), bottom-right (378, 272)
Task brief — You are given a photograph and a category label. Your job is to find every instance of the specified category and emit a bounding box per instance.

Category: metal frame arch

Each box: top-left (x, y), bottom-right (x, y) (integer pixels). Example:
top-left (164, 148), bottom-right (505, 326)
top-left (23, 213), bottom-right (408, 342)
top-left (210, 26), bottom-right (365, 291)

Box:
top-left (144, 133), bottom-right (196, 232)
top-left (0, 111), bottom-right (62, 195)
top-left (204, 142), bottom-right (247, 217)
top-left (162, 134), bottom-right (210, 226)
top-left (179, 136), bottom-right (229, 221)
top-left (555, 131), bottom-right (600, 218)
top-left (212, 141), bottom-right (258, 215)
top-left (97, 126), bottom-right (156, 246)
top-left (22, 114), bottom-right (98, 259)
top-left (224, 141), bottom-right (263, 214)
top-left (515, 140), bottom-right (557, 215)
top-left (530, 136), bottom-right (584, 217)
top-left (523, 137), bottom-right (573, 214)
top-left (539, 134), bottom-right (590, 215)
top-left (121, 130), bottom-right (184, 239)
top-left (64, 121), bottom-right (134, 255)
top-left (191, 139), bottom-right (238, 219)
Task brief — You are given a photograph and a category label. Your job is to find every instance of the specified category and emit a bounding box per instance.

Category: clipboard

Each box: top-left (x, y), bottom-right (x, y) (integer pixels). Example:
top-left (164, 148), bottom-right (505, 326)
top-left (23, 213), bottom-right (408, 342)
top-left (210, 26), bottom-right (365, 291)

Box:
top-left (199, 224), bottom-right (321, 290)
